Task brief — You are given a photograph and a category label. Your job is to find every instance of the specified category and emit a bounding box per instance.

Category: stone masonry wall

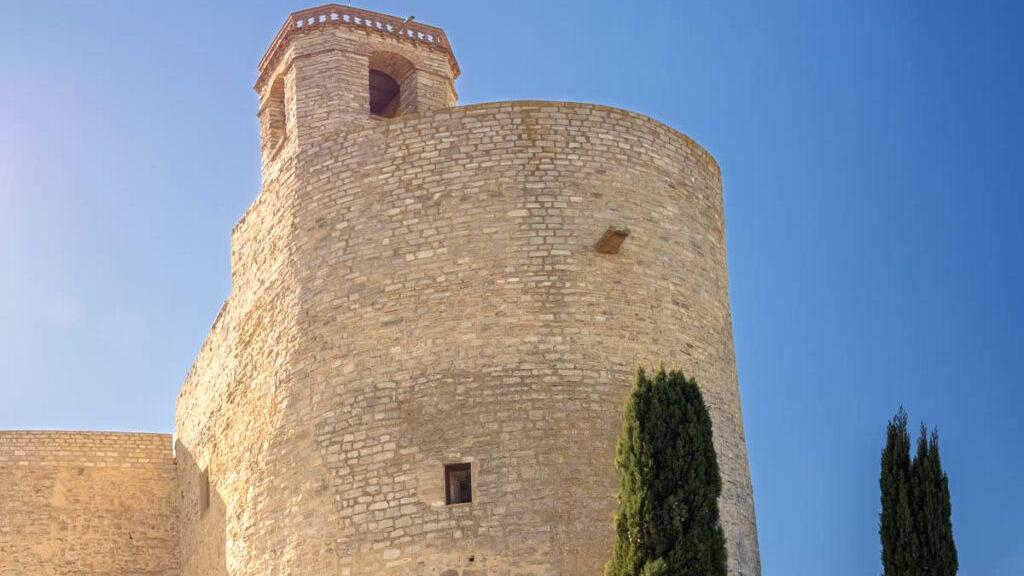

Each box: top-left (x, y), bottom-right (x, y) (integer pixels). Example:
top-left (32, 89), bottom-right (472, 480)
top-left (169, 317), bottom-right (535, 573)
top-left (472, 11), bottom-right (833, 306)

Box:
top-left (176, 99), bottom-right (759, 576)
top-left (174, 90), bottom-right (329, 575)
top-left (0, 431), bottom-right (179, 576)
top-left (291, 101), bottom-right (757, 575)
top-left (290, 100), bottom-right (761, 569)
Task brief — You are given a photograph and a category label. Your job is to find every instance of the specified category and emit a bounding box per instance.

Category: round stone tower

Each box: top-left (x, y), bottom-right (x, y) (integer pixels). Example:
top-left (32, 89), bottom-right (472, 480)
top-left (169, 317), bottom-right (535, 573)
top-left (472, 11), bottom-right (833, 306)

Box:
top-left (175, 5), bottom-right (760, 576)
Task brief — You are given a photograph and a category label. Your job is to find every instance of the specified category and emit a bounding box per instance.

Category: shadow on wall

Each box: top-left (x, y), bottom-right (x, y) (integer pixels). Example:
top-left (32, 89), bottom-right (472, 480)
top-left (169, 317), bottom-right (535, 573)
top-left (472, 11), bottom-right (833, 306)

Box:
top-left (175, 441), bottom-right (228, 576)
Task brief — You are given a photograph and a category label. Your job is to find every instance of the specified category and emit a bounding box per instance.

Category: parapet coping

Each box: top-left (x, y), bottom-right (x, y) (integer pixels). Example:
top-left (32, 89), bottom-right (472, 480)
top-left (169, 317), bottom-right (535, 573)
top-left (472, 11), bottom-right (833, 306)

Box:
top-left (0, 429), bottom-right (171, 437)
top-left (0, 430), bottom-right (175, 467)
top-left (257, 4), bottom-right (460, 91)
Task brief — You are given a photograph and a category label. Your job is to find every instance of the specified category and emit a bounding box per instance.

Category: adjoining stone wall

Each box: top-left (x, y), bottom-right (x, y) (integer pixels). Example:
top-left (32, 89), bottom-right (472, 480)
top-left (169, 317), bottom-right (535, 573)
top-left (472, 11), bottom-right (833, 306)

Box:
top-left (0, 431), bottom-right (179, 576)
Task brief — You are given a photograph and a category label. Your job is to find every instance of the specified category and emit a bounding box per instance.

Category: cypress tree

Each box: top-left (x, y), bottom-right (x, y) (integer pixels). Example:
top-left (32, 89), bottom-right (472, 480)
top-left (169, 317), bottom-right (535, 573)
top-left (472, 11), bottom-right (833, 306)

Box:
top-left (880, 407), bottom-right (917, 576)
top-left (605, 367), bottom-right (727, 576)
top-left (911, 426), bottom-right (958, 576)
top-left (881, 409), bottom-right (958, 576)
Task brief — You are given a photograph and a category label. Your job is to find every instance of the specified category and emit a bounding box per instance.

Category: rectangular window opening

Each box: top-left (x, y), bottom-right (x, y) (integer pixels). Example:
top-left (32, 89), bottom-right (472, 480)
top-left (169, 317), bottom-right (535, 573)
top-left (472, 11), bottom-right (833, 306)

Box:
top-left (199, 467), bottom-right (211, 513)
top-left (445, 462), bottom-right (472, 505)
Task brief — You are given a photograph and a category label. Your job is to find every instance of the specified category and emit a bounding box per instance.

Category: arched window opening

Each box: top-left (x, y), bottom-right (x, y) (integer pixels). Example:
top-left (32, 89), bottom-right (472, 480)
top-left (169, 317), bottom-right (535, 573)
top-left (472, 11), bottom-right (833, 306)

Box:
top-left (368, 51), bottom-right (416, 118)
top-left (264, 76), bottom-right (287, 150)
top-left (369, 70), bottom-right (400, 117)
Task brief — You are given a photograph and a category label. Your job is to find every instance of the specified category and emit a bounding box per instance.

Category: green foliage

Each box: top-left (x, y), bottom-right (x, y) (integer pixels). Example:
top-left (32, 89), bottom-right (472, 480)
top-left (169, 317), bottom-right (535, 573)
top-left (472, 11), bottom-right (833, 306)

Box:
top-left (881, 408), bottom-right (917, 575)
top-left (911, 426), bottom-right (959, 576)
top-left (605, 367), bottom-right (727, 576)
top-left (880, 408), bottom-right (959, 576)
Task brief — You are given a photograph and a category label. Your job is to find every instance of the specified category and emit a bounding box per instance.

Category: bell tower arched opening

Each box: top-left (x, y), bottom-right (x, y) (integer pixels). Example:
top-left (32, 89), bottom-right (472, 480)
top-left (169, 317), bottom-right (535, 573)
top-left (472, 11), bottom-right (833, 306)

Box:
top-left (369, 70), bottom-right (400, 117)
top-left (368, 51), bottom-right (416, 118)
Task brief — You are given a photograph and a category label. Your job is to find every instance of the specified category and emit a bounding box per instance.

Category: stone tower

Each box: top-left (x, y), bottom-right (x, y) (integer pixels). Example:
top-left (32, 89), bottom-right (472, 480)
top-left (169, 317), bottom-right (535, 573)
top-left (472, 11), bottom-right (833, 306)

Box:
top-left (175, 4), bottom-right (760, 576)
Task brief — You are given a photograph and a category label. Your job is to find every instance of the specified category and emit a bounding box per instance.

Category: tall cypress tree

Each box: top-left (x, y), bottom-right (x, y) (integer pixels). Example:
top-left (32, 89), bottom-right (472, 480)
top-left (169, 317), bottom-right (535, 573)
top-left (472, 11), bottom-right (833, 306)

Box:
top-left (881, 409), bottom-right (958, 576)
top-left (880, 407), bottom-right (917, 576)
top-left (911, 426), bottom-right (958, 576)
top-left (606, 367), bottom-right (727, 576)
top-left (928, 429), bottom-right (958, 576)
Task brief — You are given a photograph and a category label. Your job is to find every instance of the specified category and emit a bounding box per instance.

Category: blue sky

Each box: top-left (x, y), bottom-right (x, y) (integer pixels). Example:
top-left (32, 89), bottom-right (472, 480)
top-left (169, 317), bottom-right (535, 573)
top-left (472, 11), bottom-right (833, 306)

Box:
top-left (1, 1), bottom-right (1021, 574)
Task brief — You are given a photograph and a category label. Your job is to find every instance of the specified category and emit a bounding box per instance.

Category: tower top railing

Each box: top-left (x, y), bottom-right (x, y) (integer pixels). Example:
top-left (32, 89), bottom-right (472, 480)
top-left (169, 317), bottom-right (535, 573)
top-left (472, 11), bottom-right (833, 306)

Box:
top-left (256, 4), bottom-right (460, 90)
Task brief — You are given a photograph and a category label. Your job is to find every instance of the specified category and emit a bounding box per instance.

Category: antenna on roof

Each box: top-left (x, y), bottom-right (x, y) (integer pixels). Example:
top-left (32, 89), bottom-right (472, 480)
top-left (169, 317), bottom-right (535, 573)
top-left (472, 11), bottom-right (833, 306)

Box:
top-left (398, 15), bottom-right (415, 34)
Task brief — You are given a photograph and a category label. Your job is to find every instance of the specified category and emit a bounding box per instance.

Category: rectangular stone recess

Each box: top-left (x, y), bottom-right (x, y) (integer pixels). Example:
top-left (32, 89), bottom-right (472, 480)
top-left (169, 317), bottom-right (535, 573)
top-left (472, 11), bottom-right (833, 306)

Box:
top-left (594, 226), bottom-right (631, 254)
top-left (444, 463), bottom-right (472, 505)
top-left (200, 467), bottom-right (211, 512)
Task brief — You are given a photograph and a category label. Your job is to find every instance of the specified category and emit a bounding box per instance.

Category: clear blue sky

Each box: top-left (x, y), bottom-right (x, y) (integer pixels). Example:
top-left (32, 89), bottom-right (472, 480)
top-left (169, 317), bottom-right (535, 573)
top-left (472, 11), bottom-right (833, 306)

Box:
top-left (1, 1), bottom-right (1021, 574)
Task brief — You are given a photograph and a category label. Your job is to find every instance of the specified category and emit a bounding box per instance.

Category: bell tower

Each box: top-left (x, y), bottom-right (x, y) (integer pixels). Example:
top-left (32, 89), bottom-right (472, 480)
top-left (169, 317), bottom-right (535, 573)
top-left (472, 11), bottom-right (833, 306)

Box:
top-left (254, 5), bottom-right (460, 172)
